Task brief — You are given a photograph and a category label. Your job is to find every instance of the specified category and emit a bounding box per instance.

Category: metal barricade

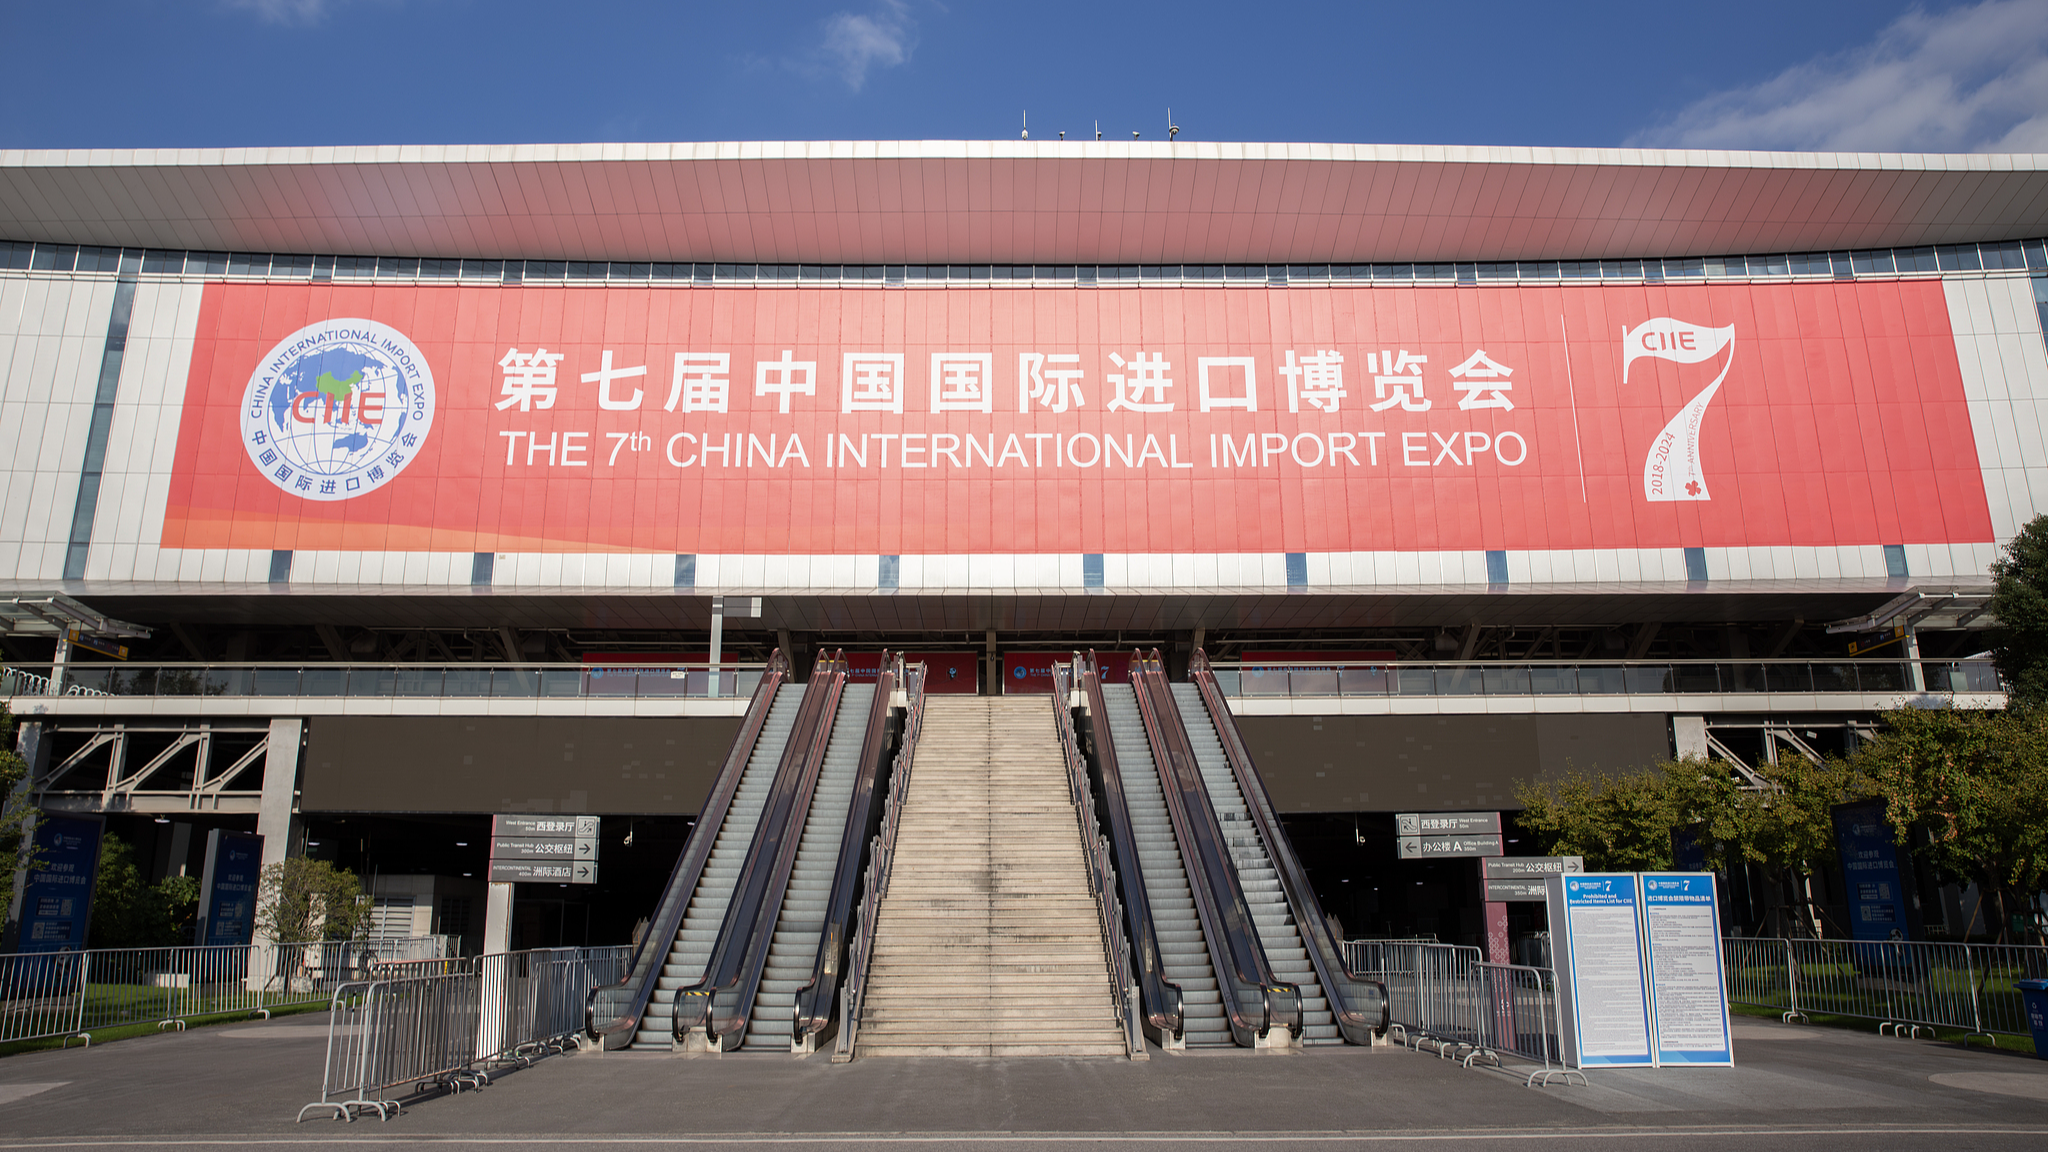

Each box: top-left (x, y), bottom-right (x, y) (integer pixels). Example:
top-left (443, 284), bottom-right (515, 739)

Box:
top-left (1465, 963), bottom-right (1582, 1086)
top-left (475, 947), bottom-right (630, 1064)
top-left (0, 951), bottom-right (88, 1046)
top-left (297, 974), bottom-right (485, 1122)
top-left (1724, 936), bottom-right (2048, 1042)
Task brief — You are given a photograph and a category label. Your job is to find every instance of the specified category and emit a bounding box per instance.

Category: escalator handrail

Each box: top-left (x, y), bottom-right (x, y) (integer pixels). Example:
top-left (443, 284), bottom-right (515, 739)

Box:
top-left (1189, 649), bottom-right (1391, 1039)
top-left (1051, 655), bottom-right (1144, 1058)
top-left (585, 649), bottom-right (790, 1044)
top-left (833, 658), bottom-right (927, 1062)
top-left (1130, 650), bottom-right (1299, 1046)
top-left (1075, 650), bottom-right (1184, 1041)
top-left (792, 650), bottom-right (899, 1044)
top-left (673, 652), bottom-right (849, 1047)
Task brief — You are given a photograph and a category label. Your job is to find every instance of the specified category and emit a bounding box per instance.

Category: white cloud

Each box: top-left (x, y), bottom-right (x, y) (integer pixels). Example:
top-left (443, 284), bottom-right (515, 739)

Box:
top-left (221, 0), bottom-right (337, 23)
top-left (1629, 0), bottom-right (2048, 153)
top-left (817, 0), bottom-right (916, 91)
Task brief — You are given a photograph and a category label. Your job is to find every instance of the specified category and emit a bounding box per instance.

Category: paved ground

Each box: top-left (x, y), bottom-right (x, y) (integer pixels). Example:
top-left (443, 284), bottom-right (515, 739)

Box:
top-left (0, 1015), bottom-right (2044, 1150)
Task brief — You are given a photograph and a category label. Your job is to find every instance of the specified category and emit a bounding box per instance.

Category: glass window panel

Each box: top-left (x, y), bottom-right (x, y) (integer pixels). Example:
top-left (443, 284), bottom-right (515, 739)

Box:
top-left (1852, 249), bottom-right (1894, 275)
top-left (418, 258), bottom-right (459, 278)
top-left (1529, 665), bottom-right (1579, 694)
top-left (1789, 253), bottom-right (1828, 275)
top-left (650, 262), bottom-right (688, 279)
top-left (392, 668), bottom-right (443, 697)
top-left (692, 263), bottom-right (717, 283)
top-left (1478, 262), bottom-right (1518, 280)
top-left (1707, 255), bottom-right (1747, 276)
top-left (379, 256), bottom-right (420, 278)
top-left (715, 263), bottom-right (754, 279)
top-left (0, 241), bottom-right (32, 270)
top-left (1665, 258), bottom-right (1705, 278)
top-left (527, 260), bottom-right (565, 279)
top-left (1623, 665), bottom-right (1672, 693)
top-left (539, 669), bottom-right (584, 697)
top-left (1762, 663), bottom-right (1812, 692)
top-left (1937, 244), bottom-right (1982, 271)
top-left (610, 262), bottom-right (650, 280)
top-left (1289, 669), bottom-right (1340, 696)
top-left (491, 668), bottom-right (543, 697)
top-left (1226, 264), bottom-right (1262, 279)
top-left (442, 668), bottom-right (492, 696)
top-left (1455, 264), bottom-right (1478, 284)
top-left (272, 253), bottom-right (313, 277)
top-left (1239, 667), bottom-right (1288, 696)
top-left (1141, 265), bottom-right (1170, 279)
top-left (1984, 241), bottom-right (2027, 270)
top-left (1375, 263), bottom-right (1413, 280)
top-left (31, 244), bottom-right (78, 272)
top-left (227, 253), bottom-right (268, 276)
top-left (300, 668), bottom-right (346, 696)
top-left (251, 668), bottom-right (300, 695)
top-left (138, 249), bottom-right (182, 274)
top-left (758, 264), bottom-right (795, 280)
top-left (2027, 241), bottom-right (2048, 270)
top-left (1854, 662), bottom-right (1907, 692)
top-left (565, 261), bottom-right (605, 279)
top-left (1670, 664), bottom-right (1720, 692)
top-left (1643, 259), bottom-right (1666, 282)
top-left (799, 264), bottom-right (837, 280)
top-left (586, 666), bottom-right (638, 696)
top-left (1482, 666), bottom-right (1532, 695)
top-left (348, 668), bottom-right (398, 696)
top-left (1899, 246), bottom-right (1938, 273)
top-left (1753, 254), bottom-right (1790, 276)
top-left (1337, 666), bottom-right (1389, 695)
top-left (1439, 667), bottom-right (1484, 695)
top-left (1415, 264), bottom-right (1454, 280)
top-left (1579, 665), bottom-right (1627, 694)
top-left (74, 246), bottom-right (115, 272)
top-left (1810, 662), bottom-right (1854, 692)
top-left (460, 259), bottom-right (503, 279)
top-left (849, 265), bottom-right (883, 280)
top-left (1395, 667), bottom-right (1438, 695)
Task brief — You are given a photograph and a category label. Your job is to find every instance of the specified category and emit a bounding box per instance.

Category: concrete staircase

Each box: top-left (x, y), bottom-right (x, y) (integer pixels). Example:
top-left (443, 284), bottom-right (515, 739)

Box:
top-left (856, 695), bottom-right (1127, 1057)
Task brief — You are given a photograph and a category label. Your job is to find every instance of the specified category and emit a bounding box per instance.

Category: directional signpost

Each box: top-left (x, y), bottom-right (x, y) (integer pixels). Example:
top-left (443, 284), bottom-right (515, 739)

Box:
top-left (1394, 812), bottom-right (1503, 860)
top-left (487, 815), bottom-right (599, 884)
top-left (1483, 856), bottom-right (1586, 902)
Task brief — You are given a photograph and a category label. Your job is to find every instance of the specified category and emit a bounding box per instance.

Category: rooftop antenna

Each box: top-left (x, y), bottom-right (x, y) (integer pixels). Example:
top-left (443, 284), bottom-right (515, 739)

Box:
top-left (1168, 108), bottom-right (1178, 141)
top-left (1021, 111), bottom-right (1028, 141)
top-left (1095, 120), bottom-right (1102, 141)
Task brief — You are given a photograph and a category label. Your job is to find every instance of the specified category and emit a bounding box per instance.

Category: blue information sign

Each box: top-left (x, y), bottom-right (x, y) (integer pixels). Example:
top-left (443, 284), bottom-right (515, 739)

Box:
top-left (1548, 873), bottom-right (1656, 1068)
top-left (1640, 872), bottom-right (1734, 1066)
top-left (195, 830), bottom-right (264, 947)
top-left (11, 814), bottom-right (104, 953)
top-left (1832, 799), bottom-right (1914, 942)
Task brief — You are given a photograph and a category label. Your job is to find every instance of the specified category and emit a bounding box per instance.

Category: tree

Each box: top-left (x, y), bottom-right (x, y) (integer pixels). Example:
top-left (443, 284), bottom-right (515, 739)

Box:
top-left (1989, 513), bottom-right (2048, 710)
top-left (254, 856), bottom-right (369, 945)
top-left (1513, 764), bottom-right (1680, 872)
top-left (1854, 705), bottom-right (2048, 944)
top-left (89, 834), bottom-right (168, 950)
top-left (0, 703), bottom-right (39, 899)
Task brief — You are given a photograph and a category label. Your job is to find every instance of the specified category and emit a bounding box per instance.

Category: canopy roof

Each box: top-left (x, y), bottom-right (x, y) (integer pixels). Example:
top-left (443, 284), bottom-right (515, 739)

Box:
top-left (5, 141), bottom-right (2047, 265)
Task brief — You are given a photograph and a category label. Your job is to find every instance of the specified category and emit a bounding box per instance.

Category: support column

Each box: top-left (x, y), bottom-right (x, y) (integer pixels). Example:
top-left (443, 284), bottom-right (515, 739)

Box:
top-left (48, 634), bottom-right (70, 695)
top-left (483, 882), bottom-right (514, 955)
top-left (1671, 716), bottom-right (1708, 760)
top-left (247, 718), bottom-right (301, 992)
top-left (3, 723), bottom-right (49, 950)
top-left (1904, 623), bottom-right (1926, 692)
top-left (708, 596), bottom-right (726, 696)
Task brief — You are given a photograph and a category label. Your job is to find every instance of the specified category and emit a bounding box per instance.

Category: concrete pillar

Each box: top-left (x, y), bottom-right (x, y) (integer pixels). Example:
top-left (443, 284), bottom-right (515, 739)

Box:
top-left (1672, 716), bottom-right (1708, 760)
top-left (1904, 623), bottom-right (1926, 692)
top-left (3, 723), bottom-right (49, 948)
top-left (247, 718), bottom-right (302, 991)
top-left (483, 881), bottom-right (514, 955)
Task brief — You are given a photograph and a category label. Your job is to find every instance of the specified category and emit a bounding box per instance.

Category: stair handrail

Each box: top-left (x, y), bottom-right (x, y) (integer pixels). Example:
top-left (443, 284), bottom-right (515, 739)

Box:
top-left (585, 649), bottom-right (790, 1048)
top-left (833, 656), bottom-right (926, 1063)
top-left (1188, 649), bottom-right (1391, 1041)
top-left (673, 651), bottom-right (849, 1050)
top-left (792, 650), bottom-right (900, 1050)
top-left (1074, 650), bottom-right (1185, 1046)
top-left (1132, 649), bottom-right (1300, 1047)
top-left (1050, 655), bottom-right (1146, 1059)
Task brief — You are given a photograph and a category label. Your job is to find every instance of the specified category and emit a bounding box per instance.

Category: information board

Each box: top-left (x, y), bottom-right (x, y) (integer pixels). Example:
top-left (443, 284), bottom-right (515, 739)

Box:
top-left (194, 830), bottom-right (264, 947)
top-left (488, 815), bottom-right (598, 884)
top-left (1832, 799), bottom-right (1917, 942)
top-left (1640, 872), bottom-right (1734, 1066)
top-left (9, 815), bottom-right (104, 954)
top-left (1547, 872), bottom-right (1655, 1068)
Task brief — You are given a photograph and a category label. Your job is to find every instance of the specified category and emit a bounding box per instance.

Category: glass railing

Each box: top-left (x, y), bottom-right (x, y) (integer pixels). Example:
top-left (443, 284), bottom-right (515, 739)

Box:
top-left (1210, 659), bottom-right (2003, 700)
top-left (1, 663), bottom-right (766, 701)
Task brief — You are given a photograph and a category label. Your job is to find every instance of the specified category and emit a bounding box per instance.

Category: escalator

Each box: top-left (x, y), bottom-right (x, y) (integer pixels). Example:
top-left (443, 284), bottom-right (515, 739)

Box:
top-left (1083, 651), bottom-right (1298, 1048)
top-left (584, 651), bottom-right (798, 1050)
top-left (744, 672), bottom-right (886, 1051)
top-left (1092, 677), bottom-right (1212, 1044)
top-left (1178, 649), bottom-right (1389, 1045)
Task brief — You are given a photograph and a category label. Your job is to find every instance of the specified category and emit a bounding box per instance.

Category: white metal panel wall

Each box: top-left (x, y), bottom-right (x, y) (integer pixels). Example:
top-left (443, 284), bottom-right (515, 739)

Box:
top-left (0, 272), bottom-right (116, 581)
top-left (85, 279), bottom-right (213, 582)
top-left (1947, 276), bottom-right (2048, 568)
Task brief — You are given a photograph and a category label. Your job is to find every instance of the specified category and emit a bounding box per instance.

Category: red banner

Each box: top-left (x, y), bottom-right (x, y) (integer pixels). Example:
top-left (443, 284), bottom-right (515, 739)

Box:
top-left (162, 280), bottom-right (1992, 555)
top-left (1002, 651), bottom-right (1132, 693)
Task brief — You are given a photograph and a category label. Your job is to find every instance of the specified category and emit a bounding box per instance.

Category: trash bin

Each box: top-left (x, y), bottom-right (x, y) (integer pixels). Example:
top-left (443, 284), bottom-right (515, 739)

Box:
top-left (2016, 979), bottom-right (2048, 1059)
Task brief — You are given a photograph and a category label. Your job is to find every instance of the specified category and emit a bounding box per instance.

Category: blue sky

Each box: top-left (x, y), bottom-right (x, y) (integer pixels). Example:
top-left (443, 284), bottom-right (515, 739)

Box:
top-left (5, 0), bottom-right (2048, 151)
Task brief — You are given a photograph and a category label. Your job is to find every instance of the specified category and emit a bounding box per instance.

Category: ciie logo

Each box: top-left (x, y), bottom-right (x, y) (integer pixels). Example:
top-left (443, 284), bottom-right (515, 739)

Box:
top-left (1623, 318), bottom-right (1735, 504)
top-left (240, 318), bottom-right (436, 502)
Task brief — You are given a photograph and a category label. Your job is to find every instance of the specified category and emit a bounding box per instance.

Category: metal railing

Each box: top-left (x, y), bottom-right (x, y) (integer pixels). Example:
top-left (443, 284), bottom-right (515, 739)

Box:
top-left (834, 662), bottom-right (928, 1062)
top-left (1346, 941), bottom-right (1581, 1086)
top-left (1213, 659), bottom-right (2002, 701)
top-left (3, 662), bottom-right (766, 702)
top-left (1050, 657), bottom-right (1144, 1059)
top-left (0, 936), bottom-right (453, 1047)
top-left (299, 946), bottom-right (629, 1122)
top-left (1724, 936), bottom-right (2048, 1042)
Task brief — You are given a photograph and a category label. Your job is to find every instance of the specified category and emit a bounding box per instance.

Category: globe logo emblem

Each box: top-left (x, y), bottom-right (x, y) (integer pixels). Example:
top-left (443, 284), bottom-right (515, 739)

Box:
top-left (239, 318), bottom-right (435, 502)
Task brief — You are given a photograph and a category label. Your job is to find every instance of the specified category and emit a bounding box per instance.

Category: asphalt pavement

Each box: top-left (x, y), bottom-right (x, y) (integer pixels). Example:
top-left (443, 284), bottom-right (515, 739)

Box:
top-left (0, 1014), bottom-right (2042, 1150)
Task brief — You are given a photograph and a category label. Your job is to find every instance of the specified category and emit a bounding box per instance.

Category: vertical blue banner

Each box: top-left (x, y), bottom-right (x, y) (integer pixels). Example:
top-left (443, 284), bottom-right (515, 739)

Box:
top-left (1832, 799), bottom-right (1914, 943)
top-left (12, 814), bottom-right (105, 954)
top-left (194, 830), bottom-right (264, 947)
top-left (1641, 872), bottom-right (1734, 1066)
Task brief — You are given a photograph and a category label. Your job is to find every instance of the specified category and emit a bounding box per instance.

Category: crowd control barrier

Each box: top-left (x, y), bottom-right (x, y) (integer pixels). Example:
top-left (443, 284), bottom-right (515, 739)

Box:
top-left (1346, 941), bottom-right (1581, 1086)
top-left (299, 946), bottom-right (630, 1122)
top-left (1724, 937), bottom-right (2048, 1043)
top-left (0, 936), bottom-right (452, 1047)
